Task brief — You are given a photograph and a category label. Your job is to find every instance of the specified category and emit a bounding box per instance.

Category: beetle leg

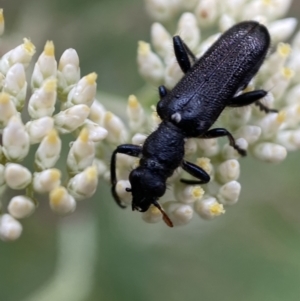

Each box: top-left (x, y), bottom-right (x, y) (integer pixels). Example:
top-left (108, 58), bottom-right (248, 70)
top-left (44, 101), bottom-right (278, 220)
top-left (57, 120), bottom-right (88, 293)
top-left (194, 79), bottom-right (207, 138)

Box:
top-left (180, 160), bottom-right (210, 184)
top-left (173, 35), bottom-right (196, 73)
top-left (202, 128), bottom-right (247, 156)
top-left (228, 90), bottom-right (277, 113)
top-left (110, 144), bottom-right (142, 208)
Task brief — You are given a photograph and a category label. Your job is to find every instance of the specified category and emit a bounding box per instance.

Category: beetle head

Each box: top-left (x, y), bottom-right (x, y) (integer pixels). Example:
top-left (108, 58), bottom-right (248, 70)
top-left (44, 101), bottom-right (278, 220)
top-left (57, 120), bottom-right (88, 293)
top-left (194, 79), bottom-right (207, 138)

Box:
top-left (128, 167), bottom-right (173, 227)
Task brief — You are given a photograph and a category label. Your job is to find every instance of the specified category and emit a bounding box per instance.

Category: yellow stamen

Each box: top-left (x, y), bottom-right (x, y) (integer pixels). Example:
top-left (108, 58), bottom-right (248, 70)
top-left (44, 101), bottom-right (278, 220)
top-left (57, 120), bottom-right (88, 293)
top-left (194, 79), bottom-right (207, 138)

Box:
top-left (104, 111), bottom-right (114, 123)
top-left (49, 169), bottom-right (61, 181)
top-left (44, 40), bottom-right (54, 56)
top-left (85, 166), bottom-right (97, 181)
top-left (46, 129), bottom-right (59, 144)
top-left (50, 187), bottom-right (66, 206)
top-left (281, 67), bottom-right (294, 80)
top-left (276, 111), bottom-right (286, 124)
top-left (138, 41), bottom-right (150, 56)
top-left (43, 78), bottom-right (57, 93)
top-left (0, 9), bottom-right (4, 24)
top-left (196, 157), bottom-right (212, 174)
top-left (209, 203), bottom-right (225, 216)
top-left (79, 127), bottom-right (89, 143)
top-left (85, 72), bottom-right (97, 85)
top-left (192, 186), bottom-right (204, 199)
top-left (23, 38), bottom-right (36, 55)
top-left (277, 43), bottom-right (291, 58)
top-left (128, 95), bottom-right (139, 108)
top-left (0, 92), bottom-right (10, 104)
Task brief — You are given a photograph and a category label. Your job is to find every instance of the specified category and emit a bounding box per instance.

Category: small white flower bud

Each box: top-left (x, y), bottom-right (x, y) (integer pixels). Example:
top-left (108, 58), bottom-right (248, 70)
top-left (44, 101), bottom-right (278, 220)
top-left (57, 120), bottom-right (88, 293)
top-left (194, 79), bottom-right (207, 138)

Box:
top-left (104, 111), bottom-right (128, 144)
top-left (235, 125), bottom-right (262, 144)
top-left (281, 105), bottom-right (300, 129)
top-left (217, 181), bottom-right (241, 205)
top-left (49, 186), bottom-right (76, 214)
top-left (174, 182), bottom-right (205, 204)
top-left (164, 202), bottom-right (193, 226)
top-left (197, 138), bottom-right (220, 157)
top-left (262, 43), bottom-right (291, 77)
top-left (253, 142), bottom-right (287, 163)
top-left (26, 116), bottom-right (54, 144)
top-left (0, 214), bottom-right (23, 241)
top-left (258, 111), bottom-right (285, 139)
top-left (268, 18), bottom-right (297, 43)
top-left (0, 38), bottom-right (36, 75)
top-left (151, 22), bottom-right (172, 60)
top-left (8, 196), bottom-right (35, 219)
top-left (0, 9), bottom-right (4, 36)
top-left (285, 84), bottom-right (300, 105)
top-left (264, 67), bottom-right (294, 100)
top-left (164, 56), bottom-right (184, 89)
top-left (64, 73), bottom-right (97, 109)
top-left (137, 41), bottom-right (165, 86)
top-left (3, 63), bottom-right (27, 111)
top-left (35, 129), bottom-right (62, 170)
top-left (67, 128), bottom-right (95, 175)
top-left (217, 159), bottom-right (240, 184)
top-left (115, 180), bottom-right (132, 205)
top-left (132, 133), bottom-right (147, 145)
top-left (142, 205), bottom-right (163, 224)
top-left (219, 14), bottom-right (235, 32)
top-left (89, 101), bottom-right (106, 126)
top-left (195, 197), bottom-right (225, 220)
top-left (67, 166), bottom-right (98, 200)
top-left (31, 41), bottom-right (57, 90)
top-left (79, 119), bottom-right (107, 142)
top-left (28, 78), bottom-right (57, 119)
top-left (4, 163), bottom-right (32, 190)
top-left (33, 168), bottom-right (61, 193)
top-left (177, 13), bottom-right (200, 51)
top-left (145, 0), bottom-right (179, 22)
top-left (0, 92), bottom-right (17, 129)
top-left (127, 95), bottom-right (146, 131)
top-left (54, 104), bottom-right (90, 134)
top-left (2, 116), bottom-right (30, 161)
top-left (57, 49), bottom-right (80, 99)
top-left (195, 0), bottom-right (218, 27)
top-left (184, 138), bottom-right (198, 155)
top-left (226, 106), bottom-right (252, 128)
top-left (276, 130), bottom-right (300, 151)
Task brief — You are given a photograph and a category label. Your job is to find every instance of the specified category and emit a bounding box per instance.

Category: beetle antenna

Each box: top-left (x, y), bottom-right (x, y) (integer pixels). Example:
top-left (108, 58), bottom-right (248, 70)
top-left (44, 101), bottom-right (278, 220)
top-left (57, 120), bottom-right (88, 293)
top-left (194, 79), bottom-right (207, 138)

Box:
top-left (153, 201), bottom-right (173, 228)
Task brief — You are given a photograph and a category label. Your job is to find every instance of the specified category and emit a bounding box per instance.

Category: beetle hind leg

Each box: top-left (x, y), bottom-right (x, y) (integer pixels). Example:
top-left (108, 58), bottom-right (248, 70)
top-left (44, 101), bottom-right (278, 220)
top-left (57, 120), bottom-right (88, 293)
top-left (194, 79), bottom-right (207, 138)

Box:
top-left (202, 128), bottom-right (247, 156)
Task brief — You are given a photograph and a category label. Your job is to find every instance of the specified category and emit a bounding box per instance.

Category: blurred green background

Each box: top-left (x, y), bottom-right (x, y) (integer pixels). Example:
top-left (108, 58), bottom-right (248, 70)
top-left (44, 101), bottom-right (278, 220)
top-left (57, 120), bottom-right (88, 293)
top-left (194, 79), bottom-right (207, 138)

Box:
top-left (2, 1), bottom-right (300, 301)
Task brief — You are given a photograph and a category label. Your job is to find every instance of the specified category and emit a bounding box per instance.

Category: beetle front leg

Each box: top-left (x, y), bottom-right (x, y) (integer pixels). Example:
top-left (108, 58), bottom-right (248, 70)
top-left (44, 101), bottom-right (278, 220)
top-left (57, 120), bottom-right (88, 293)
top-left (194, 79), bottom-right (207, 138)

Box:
top-left (180, 160), bottom-right (210, 184)
top-left (202, 128), bottom-right (246, 156)
top-left (173, 35), bottom-right (196, 74)
top-left (228, 90), bottom-right (277, 113)
top-left (110, 144), bottom-right (142, 208)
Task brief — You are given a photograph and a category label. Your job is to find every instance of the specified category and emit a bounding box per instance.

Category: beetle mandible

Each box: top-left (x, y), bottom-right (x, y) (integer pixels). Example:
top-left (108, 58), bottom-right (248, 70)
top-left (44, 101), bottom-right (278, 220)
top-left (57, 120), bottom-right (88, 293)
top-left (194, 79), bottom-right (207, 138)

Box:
top-left (110, 21), bottom-right (277, 227)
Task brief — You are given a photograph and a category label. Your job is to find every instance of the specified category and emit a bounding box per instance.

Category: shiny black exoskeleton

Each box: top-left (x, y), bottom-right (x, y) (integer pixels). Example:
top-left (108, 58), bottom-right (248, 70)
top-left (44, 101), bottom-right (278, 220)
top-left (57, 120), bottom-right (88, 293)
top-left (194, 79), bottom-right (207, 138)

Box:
top-left (110, 21), bottom-right (277, 227)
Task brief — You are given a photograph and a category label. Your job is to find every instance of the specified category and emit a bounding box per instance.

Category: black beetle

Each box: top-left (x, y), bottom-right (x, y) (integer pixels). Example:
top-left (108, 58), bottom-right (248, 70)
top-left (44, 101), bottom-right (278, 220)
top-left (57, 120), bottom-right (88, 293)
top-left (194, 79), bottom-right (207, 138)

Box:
top-left (110, 21), bottom-right (277, 227)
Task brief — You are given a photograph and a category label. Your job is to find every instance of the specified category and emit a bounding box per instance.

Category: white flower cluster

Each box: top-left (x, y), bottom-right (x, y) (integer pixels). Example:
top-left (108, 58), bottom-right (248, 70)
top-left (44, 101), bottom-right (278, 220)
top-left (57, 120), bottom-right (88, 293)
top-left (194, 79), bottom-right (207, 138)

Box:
top-left (0, 9), bottom-right (122, 241)
top-left (110, 0), bottom-right (300, 227)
